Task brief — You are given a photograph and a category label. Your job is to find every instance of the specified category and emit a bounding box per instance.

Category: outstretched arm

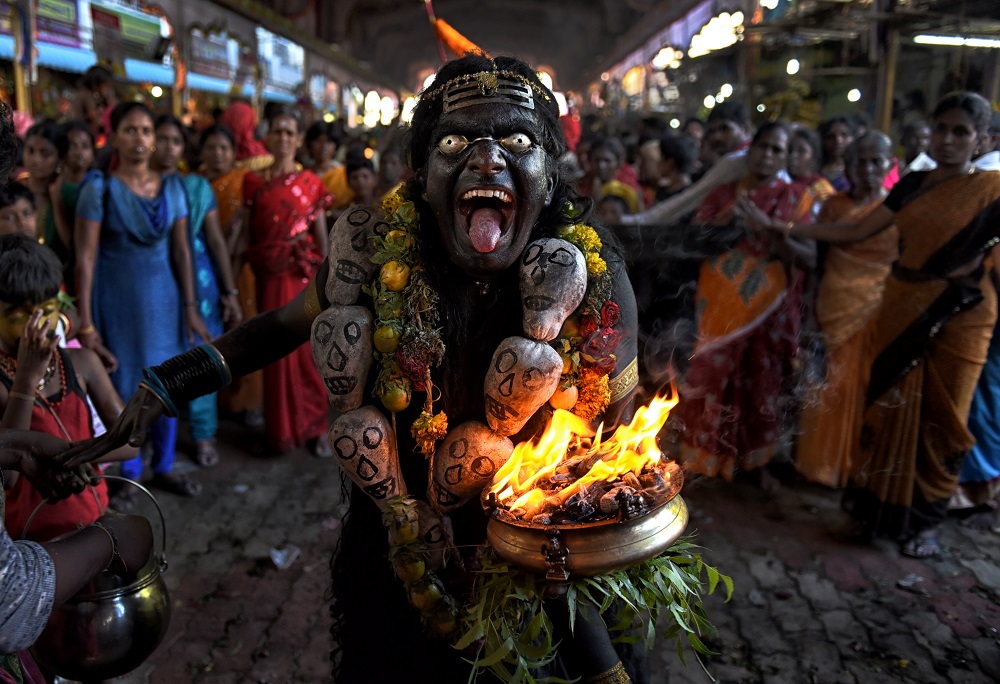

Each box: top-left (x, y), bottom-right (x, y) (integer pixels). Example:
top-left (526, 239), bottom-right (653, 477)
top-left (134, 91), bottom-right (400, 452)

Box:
top-left (59, 264), bottom-right (328, 466)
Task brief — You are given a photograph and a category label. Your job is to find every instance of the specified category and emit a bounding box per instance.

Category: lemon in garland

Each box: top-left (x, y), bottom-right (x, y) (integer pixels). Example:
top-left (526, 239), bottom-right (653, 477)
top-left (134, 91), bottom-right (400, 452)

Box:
top-left (380, 260), bottom-right (411, 291)
top-left (381, 377), bottom-right (411, 412)
top-left (374, 325), bottom-right (401, 353)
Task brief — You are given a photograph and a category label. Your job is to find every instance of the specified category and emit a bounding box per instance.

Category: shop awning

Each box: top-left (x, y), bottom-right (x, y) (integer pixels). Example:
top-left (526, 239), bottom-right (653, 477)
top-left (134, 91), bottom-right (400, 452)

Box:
top-left (0, 36), bottom-right (98, 74)
top-left (124, 58), bottom-right (174, 86)
top-left (187, 72), bottom-right (255, 98)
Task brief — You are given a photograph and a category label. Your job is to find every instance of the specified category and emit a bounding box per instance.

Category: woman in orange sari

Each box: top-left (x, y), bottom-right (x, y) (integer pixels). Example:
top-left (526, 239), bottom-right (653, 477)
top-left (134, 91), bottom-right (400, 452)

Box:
top-left (796, 132), bottom-right (898, 487)
top-left (237, 106), bottom-right (332, 455)
top-left (752, 92), bottom-right (1000, 558)
top-left (199, 124), bottom-right (264, 424)
top-left (678, 122), bottom-right (814, 480)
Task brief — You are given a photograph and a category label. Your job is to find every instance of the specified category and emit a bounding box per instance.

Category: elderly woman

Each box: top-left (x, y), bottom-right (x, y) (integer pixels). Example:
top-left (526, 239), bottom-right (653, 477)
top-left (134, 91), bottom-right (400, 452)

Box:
top-left (796, 132), bottom-right (897, 488)
top-left (677, 122), bottom-right (814, 482)
top-left (67, 55), bottom-right (641, 683)
top-left (750, 92), bottom-right (1000, 558)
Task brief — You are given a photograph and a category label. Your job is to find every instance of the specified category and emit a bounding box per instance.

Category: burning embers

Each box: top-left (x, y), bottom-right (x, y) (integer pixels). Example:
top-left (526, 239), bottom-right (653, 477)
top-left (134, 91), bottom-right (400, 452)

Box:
top-left (487, 395), bottom-right (680, 525)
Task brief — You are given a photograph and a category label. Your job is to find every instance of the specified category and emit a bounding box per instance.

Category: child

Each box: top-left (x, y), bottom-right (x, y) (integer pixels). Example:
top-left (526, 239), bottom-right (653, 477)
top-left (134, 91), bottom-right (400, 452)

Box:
top-left (346, 156), bottom-right (378, 208)
top-left (0, 234), bottom-right (138, 541)
top-left (47, 120), bottom-right (95, 290)
top-left (0, 182), bottom-right (37, 238)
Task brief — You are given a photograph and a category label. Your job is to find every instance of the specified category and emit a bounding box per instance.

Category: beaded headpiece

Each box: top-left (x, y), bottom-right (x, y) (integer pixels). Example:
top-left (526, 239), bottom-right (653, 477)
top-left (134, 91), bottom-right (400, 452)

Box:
top-left (421, 69), bottom-right (553, 113)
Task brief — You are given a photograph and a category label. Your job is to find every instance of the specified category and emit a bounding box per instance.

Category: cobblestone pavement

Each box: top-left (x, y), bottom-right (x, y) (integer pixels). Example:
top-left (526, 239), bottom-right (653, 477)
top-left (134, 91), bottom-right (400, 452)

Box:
top-left (86, 420), bottom-right (999, 683)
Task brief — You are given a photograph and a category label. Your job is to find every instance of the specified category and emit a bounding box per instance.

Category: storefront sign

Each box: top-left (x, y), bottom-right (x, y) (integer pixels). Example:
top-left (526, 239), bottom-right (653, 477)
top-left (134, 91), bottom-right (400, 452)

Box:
top-left (91, 1), bottom-right (166, 65)
top-left (190, 27), bottom-right (232, 80)
top-left (256, 26), bottom-right (303, 93)
top-left (36, 0), bottom-right (79, 47)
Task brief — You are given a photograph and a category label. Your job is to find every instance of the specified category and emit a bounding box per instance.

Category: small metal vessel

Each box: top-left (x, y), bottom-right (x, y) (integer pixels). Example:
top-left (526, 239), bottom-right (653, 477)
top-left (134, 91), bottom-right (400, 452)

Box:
top-left (29, 477), bottom-right (171, 681)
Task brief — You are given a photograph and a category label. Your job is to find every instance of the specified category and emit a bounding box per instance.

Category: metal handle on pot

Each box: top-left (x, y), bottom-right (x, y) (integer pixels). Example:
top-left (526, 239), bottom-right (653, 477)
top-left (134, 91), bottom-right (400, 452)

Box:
top-left (21, 474), bottom-right (169, 573)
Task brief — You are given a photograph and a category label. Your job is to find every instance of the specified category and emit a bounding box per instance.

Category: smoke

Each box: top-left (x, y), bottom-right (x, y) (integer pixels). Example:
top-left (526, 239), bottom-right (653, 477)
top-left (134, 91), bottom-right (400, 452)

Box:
top-left (612, 217), bottom-right (837, 480)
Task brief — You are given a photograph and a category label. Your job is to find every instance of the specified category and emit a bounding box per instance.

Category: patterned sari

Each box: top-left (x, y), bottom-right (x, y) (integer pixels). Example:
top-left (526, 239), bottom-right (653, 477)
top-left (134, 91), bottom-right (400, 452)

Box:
top-left (243, 169), bottom-right (331, 452)
top-left (210, 167), bottom-right (263, 413)
top-left (844, 171), bottom-right (1000, 539)
top-left (678, 175), bottom-right (812, 479)
top-left (796, 193), bottom-right (898, 487)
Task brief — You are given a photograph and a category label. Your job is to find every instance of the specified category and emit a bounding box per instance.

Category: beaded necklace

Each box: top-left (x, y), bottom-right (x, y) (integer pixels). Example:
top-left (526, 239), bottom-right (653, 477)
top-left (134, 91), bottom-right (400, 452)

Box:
top-left (0, 347), bottom-right (68, 404)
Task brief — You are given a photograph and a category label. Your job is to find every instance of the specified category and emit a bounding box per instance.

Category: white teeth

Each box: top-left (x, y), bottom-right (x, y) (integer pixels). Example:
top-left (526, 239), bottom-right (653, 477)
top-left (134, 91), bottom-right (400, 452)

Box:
top-left (460, 188), bottom-right (512, 202)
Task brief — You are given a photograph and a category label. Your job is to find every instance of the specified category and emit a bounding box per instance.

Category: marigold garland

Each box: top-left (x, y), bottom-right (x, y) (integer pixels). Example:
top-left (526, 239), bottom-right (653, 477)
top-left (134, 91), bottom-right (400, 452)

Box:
top-left (554, 220), bottom-right (619, 419)
top-left (365, 190), bottom-right (627, 643)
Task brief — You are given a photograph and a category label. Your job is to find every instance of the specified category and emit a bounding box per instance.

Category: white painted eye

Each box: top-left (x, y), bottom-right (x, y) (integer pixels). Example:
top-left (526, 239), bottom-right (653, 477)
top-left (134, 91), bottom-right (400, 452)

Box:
top-left (437, 134), bottom-right (469, 155)
top-left (501, 132), bottom-right (533, 153)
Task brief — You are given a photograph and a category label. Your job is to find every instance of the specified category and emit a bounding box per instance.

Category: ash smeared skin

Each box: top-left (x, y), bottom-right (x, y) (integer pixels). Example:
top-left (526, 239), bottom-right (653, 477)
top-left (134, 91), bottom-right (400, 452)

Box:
top-left (422, 104), bottom-right (556, 279)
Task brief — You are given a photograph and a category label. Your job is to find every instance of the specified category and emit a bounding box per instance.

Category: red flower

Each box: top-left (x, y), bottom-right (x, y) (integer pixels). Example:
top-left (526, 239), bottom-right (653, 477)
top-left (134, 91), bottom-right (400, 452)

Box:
top-left (586, 354), bottom-right (617, 376)
top-left (395, 350), bottom-right (428, 390)
top-left (601, 301), bottom-right (620, 327)
top-left (579, 315), bottom-right (599, 339)
top-left (582, 327), bottom-right (622, 360)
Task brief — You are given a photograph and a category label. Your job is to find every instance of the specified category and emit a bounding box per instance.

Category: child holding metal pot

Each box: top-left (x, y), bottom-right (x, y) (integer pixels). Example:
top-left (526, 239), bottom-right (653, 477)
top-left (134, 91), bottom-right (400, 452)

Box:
top-left (0, 428), bottom-right (153, 681)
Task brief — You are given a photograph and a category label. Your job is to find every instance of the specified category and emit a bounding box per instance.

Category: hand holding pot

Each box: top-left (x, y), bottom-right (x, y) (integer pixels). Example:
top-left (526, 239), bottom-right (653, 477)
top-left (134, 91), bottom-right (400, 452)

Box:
top-left (95, 513), bottom-right (154, 577)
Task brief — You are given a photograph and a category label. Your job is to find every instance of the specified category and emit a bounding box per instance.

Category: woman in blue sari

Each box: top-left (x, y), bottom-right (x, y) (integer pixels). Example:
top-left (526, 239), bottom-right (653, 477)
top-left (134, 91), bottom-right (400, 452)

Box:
top-left (151, 115), bottom-right (241, 468)
top-left (74, 102), bottom-right (210, 507)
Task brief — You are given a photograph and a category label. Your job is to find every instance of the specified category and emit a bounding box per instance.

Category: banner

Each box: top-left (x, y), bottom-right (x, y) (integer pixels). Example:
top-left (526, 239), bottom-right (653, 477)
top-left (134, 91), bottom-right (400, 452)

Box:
top-left (91, 1), bottom-right (166, 67)
top-left (189, 27), bottom-right (232, 80)
top-left (36, 0), bottom-right (78, 48)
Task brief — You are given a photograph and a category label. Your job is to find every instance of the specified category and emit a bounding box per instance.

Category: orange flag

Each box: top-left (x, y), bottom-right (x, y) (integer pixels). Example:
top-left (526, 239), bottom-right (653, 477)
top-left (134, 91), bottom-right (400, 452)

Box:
top-left (433, 17), bottom-right (487, 58)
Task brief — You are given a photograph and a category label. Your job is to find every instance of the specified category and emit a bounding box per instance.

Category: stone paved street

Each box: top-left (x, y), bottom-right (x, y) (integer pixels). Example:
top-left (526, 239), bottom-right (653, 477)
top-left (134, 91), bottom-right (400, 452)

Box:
top-left (89, 419), bottom-right (1000, 683)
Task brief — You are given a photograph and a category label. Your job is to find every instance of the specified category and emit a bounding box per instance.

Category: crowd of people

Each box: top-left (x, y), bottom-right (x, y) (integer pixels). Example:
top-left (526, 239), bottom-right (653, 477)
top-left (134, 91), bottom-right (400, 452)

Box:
top-left (585, 92), bottom-right (1000, 560)
top-left (1, 53), bottom-right (999, 683)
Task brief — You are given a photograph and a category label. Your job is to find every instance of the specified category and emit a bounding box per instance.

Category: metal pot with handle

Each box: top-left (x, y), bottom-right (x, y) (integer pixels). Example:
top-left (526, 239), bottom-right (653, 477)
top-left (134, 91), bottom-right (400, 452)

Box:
top-left (28, 475), bottom-right (171, 681)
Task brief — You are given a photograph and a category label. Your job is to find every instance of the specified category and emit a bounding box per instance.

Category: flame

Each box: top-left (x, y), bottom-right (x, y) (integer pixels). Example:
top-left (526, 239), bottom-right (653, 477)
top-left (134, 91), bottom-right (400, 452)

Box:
top-left (490, 393), bottom-right (679, 517)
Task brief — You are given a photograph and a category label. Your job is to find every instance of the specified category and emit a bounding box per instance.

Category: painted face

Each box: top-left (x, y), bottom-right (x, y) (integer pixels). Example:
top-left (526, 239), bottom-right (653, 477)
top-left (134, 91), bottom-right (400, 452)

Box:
top-left (591, 148), bottom-right (619, 184)
top-left (847, 143), bottom-right (891, 194)
top-left (422, 102), bottom-right (555, 277)
top-left (0, 198), bottom-right (37, 237)
top-left (111, 109), bottom-right (155, 163)
top-left (64, 129), bottom-right (94, 173)
top-left (23, 135), bottom-right (58, 182)
top-left (201, 132), bottom-right (235, 176)
top-left (266, 114), bottom-right (302, 160)
top-left (823, 122), bottom-right (853, 160)
top-left (931, 108), bottom-right (980, 168)
top-left (707, 119), bottom-right (747, 157)
top-left (787, 136), bottom-right (815, 180)
top-left (154, 123), bottom-right (185, 172)
top-left (0, 298), bottom-right (59, 352)
top-left (747, 128), bottom-right (788, 180)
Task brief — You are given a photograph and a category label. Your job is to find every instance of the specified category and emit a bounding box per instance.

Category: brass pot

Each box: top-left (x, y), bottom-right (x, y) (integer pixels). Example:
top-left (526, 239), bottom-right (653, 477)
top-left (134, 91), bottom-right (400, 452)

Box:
top-left (484, 464), bottom-right (688, 578)
top-left (29, 476), bottom-right (171, 681)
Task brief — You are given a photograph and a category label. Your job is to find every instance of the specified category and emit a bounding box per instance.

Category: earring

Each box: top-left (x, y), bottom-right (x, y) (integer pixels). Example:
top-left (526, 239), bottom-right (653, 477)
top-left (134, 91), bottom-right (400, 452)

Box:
top-left (150, 145), bottom-right (157, 152)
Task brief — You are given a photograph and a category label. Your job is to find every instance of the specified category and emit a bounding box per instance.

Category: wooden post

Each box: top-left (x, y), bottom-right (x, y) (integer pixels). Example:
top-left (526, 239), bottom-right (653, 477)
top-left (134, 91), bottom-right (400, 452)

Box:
top-left (875, 27), bottom-right (899, 134)
top-left (10, 1), bottom-right (31, 116)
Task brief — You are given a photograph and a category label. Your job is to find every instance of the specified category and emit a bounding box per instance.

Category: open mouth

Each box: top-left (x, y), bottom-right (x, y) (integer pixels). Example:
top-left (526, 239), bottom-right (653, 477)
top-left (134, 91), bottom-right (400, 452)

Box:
top-left (458, 187), bottom-right (515, 253)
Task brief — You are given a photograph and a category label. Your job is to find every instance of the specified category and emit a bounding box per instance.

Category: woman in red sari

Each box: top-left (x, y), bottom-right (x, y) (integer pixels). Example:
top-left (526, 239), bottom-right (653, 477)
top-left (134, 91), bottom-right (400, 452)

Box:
top-left (236, 105), bottom-right (331, 455)
top-left (678, 122), bottom-right (814, 481)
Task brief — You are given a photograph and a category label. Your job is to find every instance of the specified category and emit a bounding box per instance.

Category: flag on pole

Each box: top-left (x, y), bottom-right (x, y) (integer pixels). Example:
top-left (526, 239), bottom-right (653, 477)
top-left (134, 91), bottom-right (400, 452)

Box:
top-left (424, 0), bottom-right (487, 60)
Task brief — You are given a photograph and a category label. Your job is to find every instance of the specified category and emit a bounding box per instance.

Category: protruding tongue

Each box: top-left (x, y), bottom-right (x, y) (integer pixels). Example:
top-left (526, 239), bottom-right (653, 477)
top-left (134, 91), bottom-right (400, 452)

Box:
top-left (469, 208), bottom-right (503, 253)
